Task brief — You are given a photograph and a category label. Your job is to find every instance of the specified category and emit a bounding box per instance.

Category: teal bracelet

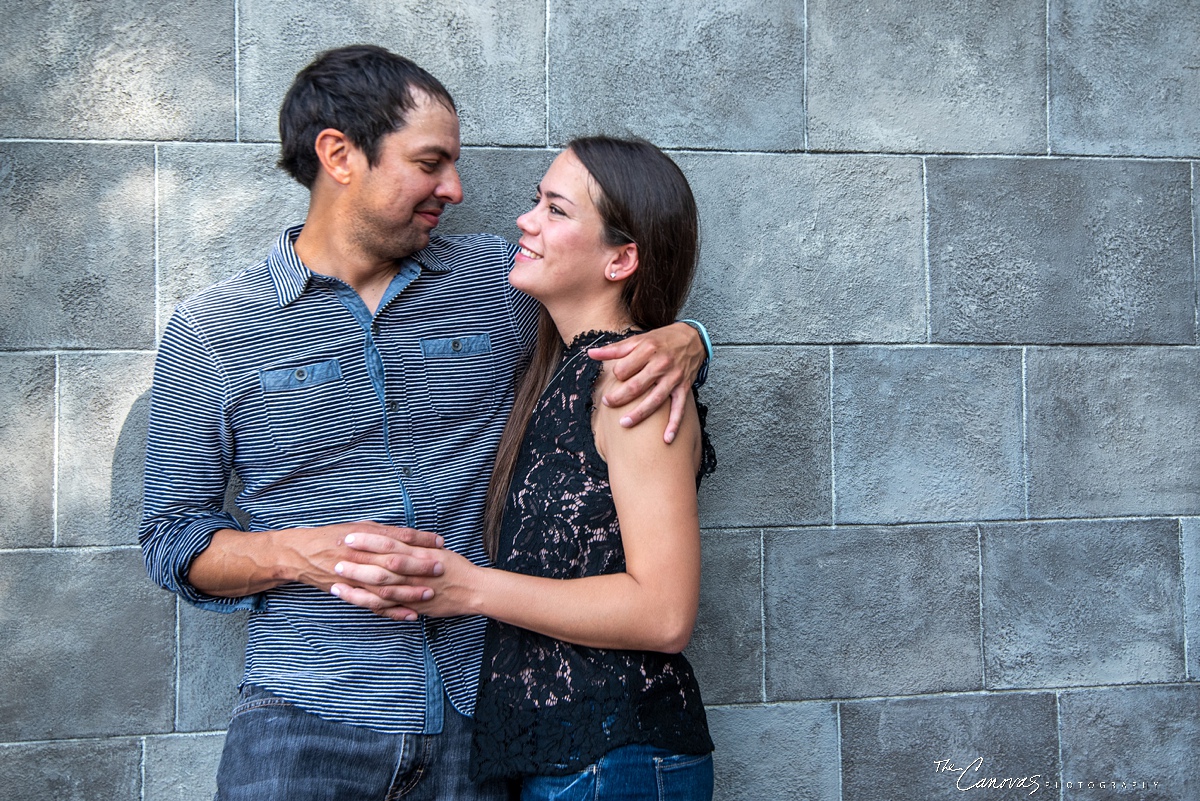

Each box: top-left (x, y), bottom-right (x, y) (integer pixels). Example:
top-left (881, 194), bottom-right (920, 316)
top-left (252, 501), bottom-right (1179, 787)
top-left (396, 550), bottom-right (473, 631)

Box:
top-left (679, 319), bottom-right (712, 387)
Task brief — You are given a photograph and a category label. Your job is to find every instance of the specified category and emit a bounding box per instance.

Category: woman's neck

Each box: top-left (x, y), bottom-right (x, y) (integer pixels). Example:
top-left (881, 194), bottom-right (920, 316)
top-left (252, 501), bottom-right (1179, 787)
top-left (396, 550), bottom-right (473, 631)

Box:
top-left (543, 295), bottom-right (634, 345)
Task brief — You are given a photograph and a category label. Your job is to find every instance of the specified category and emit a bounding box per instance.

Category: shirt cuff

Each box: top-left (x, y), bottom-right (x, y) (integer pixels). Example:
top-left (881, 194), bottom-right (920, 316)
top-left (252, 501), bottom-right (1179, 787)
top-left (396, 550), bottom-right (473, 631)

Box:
top-left (169, 515), bottom-right (267, 613)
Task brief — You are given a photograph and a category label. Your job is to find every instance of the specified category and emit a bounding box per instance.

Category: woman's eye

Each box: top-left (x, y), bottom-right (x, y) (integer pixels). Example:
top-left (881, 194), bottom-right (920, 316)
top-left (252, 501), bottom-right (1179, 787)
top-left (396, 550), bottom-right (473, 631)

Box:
top-left (549, 204), bottom-right (564, 216)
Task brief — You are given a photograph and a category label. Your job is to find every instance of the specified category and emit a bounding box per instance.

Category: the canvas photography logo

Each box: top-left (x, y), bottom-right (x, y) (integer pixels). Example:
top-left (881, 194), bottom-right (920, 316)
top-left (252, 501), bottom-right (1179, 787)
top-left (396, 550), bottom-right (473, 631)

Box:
top-left (934, 756), bottom-right (1164, 796)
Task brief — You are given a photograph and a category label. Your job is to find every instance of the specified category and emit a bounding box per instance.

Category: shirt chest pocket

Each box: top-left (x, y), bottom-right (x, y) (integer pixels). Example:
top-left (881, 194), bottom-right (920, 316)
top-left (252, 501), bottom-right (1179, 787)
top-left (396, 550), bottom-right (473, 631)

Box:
top-left (259, 359), bottom-right (361, 457)
top-left (419, 334), bottom-right (497, 419)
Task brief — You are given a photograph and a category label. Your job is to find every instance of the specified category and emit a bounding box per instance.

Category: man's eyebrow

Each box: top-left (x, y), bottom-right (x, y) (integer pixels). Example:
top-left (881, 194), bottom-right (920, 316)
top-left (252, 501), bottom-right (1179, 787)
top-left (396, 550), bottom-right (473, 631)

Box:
top-left (416, 145), bottom-right (458, 162)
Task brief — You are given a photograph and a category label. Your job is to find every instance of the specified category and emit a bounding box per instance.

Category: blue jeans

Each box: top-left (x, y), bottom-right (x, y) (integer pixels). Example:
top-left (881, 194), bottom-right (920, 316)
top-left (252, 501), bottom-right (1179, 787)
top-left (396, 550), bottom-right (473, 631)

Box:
top-left (215, 684), bottom-right (514, 801)
top-left (520, 745), bottom-right (713, 801)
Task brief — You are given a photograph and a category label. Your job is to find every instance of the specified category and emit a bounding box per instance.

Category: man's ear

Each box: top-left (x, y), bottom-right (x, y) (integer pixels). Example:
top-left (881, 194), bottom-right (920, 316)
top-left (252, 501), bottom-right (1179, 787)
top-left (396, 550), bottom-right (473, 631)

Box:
top-left (313, 128), bottom-right (357, 186)
top-left (605, 243), bottom-right (639, 282)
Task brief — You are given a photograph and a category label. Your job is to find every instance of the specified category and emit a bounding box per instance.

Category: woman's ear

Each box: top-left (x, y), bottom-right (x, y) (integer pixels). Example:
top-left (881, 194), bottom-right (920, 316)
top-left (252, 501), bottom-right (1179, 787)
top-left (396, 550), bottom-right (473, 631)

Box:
top-left (313, 128), bottom-right (356, 186)
top-left (605, 243), bottom-right (639, 282)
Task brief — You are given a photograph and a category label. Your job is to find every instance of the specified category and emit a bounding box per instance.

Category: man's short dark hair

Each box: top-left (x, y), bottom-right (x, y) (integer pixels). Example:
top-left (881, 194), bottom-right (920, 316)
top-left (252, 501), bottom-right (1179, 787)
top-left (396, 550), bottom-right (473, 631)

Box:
top-left (278, 45), bottom-right (456, 189)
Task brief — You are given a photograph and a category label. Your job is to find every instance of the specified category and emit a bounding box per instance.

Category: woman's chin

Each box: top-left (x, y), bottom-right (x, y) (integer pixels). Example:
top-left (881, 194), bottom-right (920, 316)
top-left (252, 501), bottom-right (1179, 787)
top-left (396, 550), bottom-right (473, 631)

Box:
top-left (507, 269), bottom-right (545, 300)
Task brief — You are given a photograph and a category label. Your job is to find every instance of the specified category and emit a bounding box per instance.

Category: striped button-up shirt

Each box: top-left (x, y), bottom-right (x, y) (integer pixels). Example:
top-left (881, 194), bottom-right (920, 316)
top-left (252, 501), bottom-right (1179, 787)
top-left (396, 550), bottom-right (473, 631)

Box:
top-left (140, 226), bottom-right (537, 732)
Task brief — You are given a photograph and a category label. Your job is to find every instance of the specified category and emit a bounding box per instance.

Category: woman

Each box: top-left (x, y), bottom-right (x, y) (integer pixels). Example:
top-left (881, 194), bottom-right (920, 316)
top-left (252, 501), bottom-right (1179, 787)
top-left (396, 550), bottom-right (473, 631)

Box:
top-left (346, 136), bottom-right (715, 800)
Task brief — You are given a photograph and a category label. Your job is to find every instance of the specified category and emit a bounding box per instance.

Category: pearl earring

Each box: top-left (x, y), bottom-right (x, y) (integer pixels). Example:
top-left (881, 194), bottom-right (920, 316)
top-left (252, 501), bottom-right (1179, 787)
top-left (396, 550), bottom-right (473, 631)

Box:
top-left (610, 272), bottom-right (617, 278)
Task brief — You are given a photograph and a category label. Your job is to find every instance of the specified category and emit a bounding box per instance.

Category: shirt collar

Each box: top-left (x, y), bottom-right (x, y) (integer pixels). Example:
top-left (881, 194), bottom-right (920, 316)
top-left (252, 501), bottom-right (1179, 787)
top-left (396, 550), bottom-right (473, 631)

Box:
top-left (266, 225), bottom-right (455, 308)
top-left (266, 225), bottom-right (314, 307)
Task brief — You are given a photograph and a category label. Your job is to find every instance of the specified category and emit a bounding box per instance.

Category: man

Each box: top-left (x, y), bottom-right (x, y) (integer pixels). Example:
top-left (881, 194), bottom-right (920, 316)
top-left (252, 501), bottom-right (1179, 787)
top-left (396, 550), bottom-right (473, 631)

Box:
top-left (139, 45), bottom-right (707, 800)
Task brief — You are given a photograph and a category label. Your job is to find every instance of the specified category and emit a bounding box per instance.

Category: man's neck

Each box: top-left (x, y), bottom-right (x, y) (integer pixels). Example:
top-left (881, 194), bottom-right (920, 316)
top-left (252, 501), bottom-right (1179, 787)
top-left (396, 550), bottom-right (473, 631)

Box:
top-left (293, 211), bottom-right (404, 315)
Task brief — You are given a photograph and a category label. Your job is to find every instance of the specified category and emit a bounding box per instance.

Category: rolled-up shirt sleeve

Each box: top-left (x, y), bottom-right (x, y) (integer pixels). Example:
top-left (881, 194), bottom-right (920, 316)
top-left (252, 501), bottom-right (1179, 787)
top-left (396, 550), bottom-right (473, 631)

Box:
top-left (139, 307), bottom-right (264, 613)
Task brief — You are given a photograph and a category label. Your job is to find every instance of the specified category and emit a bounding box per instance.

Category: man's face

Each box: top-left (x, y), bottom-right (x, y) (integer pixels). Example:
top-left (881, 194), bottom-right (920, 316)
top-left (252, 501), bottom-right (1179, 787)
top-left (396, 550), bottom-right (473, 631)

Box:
top-left (349, 92), bottom-right (463, 261)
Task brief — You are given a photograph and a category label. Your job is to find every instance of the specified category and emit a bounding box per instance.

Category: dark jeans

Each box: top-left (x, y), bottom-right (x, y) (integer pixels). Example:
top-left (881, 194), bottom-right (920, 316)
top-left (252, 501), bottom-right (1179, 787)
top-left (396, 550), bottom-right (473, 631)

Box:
top-left (215, 684), bottom-right (513, 801)
top-left (519, 745), bottom-right (713, 801)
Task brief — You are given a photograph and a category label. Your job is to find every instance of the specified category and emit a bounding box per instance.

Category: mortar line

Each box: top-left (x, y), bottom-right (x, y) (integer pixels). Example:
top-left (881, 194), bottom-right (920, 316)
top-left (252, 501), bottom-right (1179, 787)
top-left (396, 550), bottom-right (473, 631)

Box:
top-left (140, 736), bottom-right (147, 801)
top-left (1180, 518), bottom-right (1190, 680)
top-left (828, 346), bottom-right (837, 525)
top-left (544, 0), bottom-right (550, 147)
top-left (175, 596), bottom-right (183, 730)
top-left (4, 348), bottom-right (158, 356)
top-left (52, 354), bottom-right (61, 547)
top-left (0, 136), bottom-right (1191, 162)
top-left (1055, 691), bottom-right (1064, 801)
top-left (234, 0), bottom-right (241, 142)
top-left (836, 702), bottom-right (844, 801)
top-left (1192, 164), bottom-right (1197, 344)
top-left (1022, 347), bottom-right (1030, 518)
top-left (977, 523), bottom-right (986, 689)
top-left (154, 144), bottom-right (161, 336)
top-left (802, 0), bottom-right (809, 152)
top-left (0, 544), bottom-right (142, 555)
top-left (923, 157), bottom-right (932, 342)
top-left (1045, 0), bottom-right (1051, 155)
top-left (760, 530), bottom-right (767, 702)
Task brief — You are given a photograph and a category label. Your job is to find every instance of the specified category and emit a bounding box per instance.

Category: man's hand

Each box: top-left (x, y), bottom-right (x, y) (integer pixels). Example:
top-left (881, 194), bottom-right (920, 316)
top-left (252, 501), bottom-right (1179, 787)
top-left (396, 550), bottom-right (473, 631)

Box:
top-left (588, 321), bottom-right (706, 443)
top-left (187, 521), bottom-right (444, 620)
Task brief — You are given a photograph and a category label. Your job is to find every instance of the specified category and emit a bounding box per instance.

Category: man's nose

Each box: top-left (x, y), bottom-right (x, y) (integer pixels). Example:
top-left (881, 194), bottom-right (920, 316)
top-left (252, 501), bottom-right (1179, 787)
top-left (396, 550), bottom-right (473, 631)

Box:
top-left (438, 165), bottom-right (463, 205)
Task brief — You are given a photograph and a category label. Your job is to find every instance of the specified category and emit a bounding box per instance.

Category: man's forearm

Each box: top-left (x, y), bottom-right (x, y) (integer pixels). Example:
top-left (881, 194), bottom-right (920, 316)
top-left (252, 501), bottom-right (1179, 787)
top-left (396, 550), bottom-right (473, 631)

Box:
top-left (186, 528), bottom-right (292, 598)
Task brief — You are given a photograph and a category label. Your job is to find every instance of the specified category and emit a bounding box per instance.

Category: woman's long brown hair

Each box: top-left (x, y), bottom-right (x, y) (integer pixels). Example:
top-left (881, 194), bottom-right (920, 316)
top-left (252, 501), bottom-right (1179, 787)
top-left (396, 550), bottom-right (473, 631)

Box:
top-left (482, 136), bottom-right (700, 559)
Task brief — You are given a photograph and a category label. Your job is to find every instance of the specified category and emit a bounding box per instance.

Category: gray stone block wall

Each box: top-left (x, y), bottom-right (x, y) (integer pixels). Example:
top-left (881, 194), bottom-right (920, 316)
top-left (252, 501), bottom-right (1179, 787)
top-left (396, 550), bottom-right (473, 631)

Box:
top-left (3, 0), bottom-right (1197, 798)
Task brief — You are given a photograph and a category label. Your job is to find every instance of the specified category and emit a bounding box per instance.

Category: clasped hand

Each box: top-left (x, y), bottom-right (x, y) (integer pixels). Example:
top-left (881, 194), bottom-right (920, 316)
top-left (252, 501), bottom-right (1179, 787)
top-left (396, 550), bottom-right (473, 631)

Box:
top-left (331, 529), bottom-right (471, 622)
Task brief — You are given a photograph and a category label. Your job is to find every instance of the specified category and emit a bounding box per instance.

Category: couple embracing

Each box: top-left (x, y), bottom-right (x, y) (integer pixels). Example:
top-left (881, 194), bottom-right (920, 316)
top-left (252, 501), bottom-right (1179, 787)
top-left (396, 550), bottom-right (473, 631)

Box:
top-left (141, 45), bottom-right (716, 801)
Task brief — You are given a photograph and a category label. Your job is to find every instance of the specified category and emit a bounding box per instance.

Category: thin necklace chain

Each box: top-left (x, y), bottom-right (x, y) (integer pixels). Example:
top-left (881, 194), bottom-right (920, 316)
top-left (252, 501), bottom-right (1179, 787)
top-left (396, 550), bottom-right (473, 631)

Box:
top-left (548, 332), bottom-right (610, 389)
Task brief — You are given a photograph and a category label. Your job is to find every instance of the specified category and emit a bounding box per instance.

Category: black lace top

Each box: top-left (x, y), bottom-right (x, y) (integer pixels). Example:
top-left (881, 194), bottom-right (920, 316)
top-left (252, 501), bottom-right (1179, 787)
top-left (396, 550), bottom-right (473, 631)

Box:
top-left (469, 330), bottom-right (715, 782)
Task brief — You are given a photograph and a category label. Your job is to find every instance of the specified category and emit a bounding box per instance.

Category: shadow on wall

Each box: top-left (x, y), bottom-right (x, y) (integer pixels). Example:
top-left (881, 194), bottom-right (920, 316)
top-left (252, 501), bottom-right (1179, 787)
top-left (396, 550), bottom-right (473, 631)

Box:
top-left (111, 391), bottom-right (151, 542)
top-left (112, 389), bottom-right (250, 541)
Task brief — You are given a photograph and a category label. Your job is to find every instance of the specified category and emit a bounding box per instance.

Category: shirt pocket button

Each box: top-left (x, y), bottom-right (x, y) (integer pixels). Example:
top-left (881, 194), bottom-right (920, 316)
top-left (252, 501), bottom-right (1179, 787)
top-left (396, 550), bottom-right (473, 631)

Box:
top-left (294, 368), bottom-right (307, 381)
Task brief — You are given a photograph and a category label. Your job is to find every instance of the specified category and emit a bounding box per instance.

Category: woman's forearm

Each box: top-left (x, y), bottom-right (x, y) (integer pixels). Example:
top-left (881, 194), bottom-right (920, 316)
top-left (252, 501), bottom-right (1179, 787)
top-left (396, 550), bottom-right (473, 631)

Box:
top-left (461, 563), bottom-right (698, 653)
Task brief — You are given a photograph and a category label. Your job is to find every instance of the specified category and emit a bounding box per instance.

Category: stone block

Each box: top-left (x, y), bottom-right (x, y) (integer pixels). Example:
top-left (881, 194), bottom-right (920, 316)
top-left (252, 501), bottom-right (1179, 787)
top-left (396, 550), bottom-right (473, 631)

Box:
top-left (0, 144), bottom-right (154, 350)
top-left (677, 153), bottom-right (925, 344)
top-left (177, 603), bottom-right (248, 732)
top-left (57, 354), bottom-right (155, 547)
top-left (144, 733), bottom-right (226, 801)
top-left (807, 0), bottom-right (1046, 153)
top-left (928, 158), bottom-right (1194, 344)
top-left (157, 144), bottom-right (308, 323)
top-left (1026, 347), bottom-right (1200, 517)
top-left (1185, 519), bottom-right (1200, 680)
top-left (832, 346), bottom-right (1024, 523)
top-left (0, 738), bottom-right (140, 801)
top-left (706, 703), bottom-right (839, 801)
top-left (697, 347), bottom-right (830, 527)
top-left (548, 0), bottom-right (804, 151)
top-left (237, 0), bottom-right (544, 146)
top-left (0, 0), bottom-right (233, 140)
top-left (841, 693), bottom-right (1059, 801)
top-left (1059, 685), bottom-right (1200, 799)
top-left (765, 524), bottom-right (981, 700)
top-left (0, 549), bottom-right (175, 740)
top-left (437, 147), bottom-right (557, 241)
top-left (1050, 0), bottom-right (1200, 157)
top-left (0, 356), bottom-right (54, 548)
top-left (981, 519), bottom-right (1184, 689)
top-left (688, 530), bottom-right (762, 705)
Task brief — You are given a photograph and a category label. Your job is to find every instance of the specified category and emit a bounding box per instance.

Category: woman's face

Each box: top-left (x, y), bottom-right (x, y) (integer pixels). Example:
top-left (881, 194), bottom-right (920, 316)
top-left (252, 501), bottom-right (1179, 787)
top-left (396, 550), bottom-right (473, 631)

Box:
top-left (510, 149), bottom-right (621, 306)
